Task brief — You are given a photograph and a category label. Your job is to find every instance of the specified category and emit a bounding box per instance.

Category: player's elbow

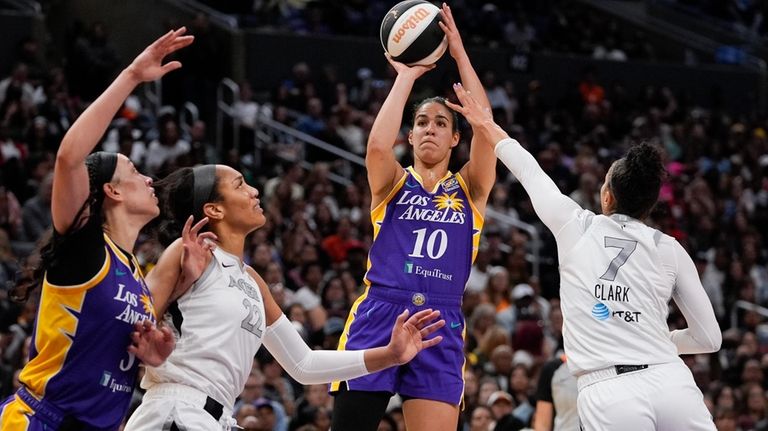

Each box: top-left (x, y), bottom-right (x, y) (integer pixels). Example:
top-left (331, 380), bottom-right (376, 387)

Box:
top-left (285, 357), bottom-right (323, 385)
top-left (287, 368), bottom-right (323, 385)
top-left (706, 330), bottom-right (722, 352)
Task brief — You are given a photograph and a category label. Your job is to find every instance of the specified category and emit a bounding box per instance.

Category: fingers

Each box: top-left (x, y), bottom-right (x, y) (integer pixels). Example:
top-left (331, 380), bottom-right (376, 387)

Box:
top-left (190, 217), bottom-right (210, 236)
top-left (395, 309), bottom-right (410, 327)
top-left (160, 326), bottom-right (173, 341)
top-left (151, 27), bottom-right (187, 52)
top-left (182, 215), bottom-right (194, 238)
top-left (135, 319), bottom-right (154, 332)
top-left (384, 53), bottom-right (400, 68)
top-left (444, 99), bottom-right (463, 113)
top-left (130, 330), bottom-right (142, 346)
top-left (421, 335), bottom-right (443, 349)
top-left (196, 231), bottom-right (218, 246)
top-left (161, 61), bottom-right (183, 74)
top-left (168, 35), bottom-right (195, 52)
top-left (420, 319), bottom-right (446, 337)
top-left (441, 3), bottom-right (454, 24)
top-left (437, 21), bottom-right (448, 34)
top-left (452, 82), bottom-right (471, 102)
top-left (406, 308), bottom-right (434, 324)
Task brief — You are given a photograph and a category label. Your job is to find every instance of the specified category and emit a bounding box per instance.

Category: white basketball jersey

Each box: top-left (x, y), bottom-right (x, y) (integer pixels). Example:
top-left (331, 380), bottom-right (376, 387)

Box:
top-left (142, 247), bottom-right (266, 408)
top-left (559, 213), bottom-right (680, 375)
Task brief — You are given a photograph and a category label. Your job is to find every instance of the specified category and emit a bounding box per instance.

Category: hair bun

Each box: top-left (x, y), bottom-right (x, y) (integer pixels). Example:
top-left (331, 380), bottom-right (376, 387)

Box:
top-left (626, 142), bottom-right (663, 180)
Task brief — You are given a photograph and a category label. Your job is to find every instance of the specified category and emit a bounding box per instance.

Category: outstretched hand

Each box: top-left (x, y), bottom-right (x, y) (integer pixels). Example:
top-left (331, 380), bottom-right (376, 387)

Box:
top-left (126, 27), bottom-right (194, 83)
top-left (385, 54), bottom-right (435, 80)
top-left (386, 309), bottom-right (445, 365)
top-left (444, 82), bottom-right (493, 126)
top-left (173, 216), bottom-right (217, 301)
top-left (128, 319), bottom-right (175, 367)
top-left (445, 82), bottom-right (509, 145)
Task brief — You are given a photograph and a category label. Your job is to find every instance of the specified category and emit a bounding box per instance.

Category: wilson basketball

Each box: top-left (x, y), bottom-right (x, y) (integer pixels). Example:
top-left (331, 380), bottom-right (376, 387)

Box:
top-left (380, 0), bottom-right (448, 66)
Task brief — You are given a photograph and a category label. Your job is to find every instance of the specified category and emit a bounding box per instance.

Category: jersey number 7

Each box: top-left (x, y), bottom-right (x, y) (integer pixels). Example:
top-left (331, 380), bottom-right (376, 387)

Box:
top-left (599, 237), bottom-right (638, 281)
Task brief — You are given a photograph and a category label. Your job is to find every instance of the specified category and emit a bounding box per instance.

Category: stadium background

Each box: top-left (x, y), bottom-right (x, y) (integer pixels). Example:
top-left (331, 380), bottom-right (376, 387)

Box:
top-left (0, 0), bottom-right (767, 429)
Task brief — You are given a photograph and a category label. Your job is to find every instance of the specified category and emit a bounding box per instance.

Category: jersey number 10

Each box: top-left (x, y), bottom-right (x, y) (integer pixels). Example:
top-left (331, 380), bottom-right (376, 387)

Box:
top-left (409, 228), bottom-right (448, 259)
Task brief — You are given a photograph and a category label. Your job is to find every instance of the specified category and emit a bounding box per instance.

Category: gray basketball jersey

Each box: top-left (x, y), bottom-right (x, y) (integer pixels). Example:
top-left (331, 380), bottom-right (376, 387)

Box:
top-left (142, 247), bottom-right (266, 407)
top-left (559, 213), bottom-right (680, 375)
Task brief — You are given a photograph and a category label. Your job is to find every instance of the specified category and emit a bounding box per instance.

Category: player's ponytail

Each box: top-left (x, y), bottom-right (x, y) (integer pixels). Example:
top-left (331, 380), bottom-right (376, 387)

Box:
top-left (609, 142), bottom-right (665, 219)
top-left (10, 152), bottom-right (117, 302)
top-left (151, 165), bottom-right (221, 247)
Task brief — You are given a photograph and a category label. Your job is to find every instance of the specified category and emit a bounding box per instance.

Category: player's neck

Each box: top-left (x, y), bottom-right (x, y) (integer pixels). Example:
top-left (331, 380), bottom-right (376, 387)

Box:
top-left (102, 214), bottom-right (143, 254)
top-left (413, 161), bottom-right (450, 190)
top-left (212, 229), bottom-right (246, 259)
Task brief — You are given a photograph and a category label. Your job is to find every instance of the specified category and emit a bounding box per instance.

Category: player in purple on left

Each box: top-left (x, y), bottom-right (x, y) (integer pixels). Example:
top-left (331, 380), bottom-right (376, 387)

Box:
top-left (0, 28), bottom-right (210, 430)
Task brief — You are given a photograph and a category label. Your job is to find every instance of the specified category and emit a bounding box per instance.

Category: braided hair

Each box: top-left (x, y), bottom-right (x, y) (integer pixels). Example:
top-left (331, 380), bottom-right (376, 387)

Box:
top-left (608, 142), bottom-right (665, 220)
top-left (10, 152), bottom-right (117, 302)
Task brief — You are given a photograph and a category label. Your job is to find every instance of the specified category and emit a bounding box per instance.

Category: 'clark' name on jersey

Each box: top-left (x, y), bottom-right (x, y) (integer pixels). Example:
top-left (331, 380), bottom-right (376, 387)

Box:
top-left (395, 190), bottom-right (467, 224)
top-left (594, 283), bottom-right (631, 302)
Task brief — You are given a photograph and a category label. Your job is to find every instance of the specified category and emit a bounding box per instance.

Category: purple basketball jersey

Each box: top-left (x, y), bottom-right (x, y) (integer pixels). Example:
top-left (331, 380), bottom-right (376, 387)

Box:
top-left (18, 234), bottom-right (156, 429)
top-left (365, 167), bottom-right (482, 297)
top-left (331, 168), bottom-right (483, 404)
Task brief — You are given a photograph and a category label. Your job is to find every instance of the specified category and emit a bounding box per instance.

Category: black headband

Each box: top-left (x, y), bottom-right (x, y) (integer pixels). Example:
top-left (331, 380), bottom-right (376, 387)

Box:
top-left (192, 165), bottom-right (217, 220)
top-left (85, 152), bottom-right (118, 201)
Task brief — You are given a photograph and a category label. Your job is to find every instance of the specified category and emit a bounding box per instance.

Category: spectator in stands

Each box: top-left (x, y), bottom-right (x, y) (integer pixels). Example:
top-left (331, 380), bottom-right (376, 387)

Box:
top-left (21, 172), bottom-right (52, 242)
top-left (145, 118), bottom-right (191, 175)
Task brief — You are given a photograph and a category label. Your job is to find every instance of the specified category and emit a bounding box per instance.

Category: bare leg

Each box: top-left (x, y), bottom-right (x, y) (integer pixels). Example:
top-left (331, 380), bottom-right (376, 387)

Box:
top-left (402, 398), bottom-right (460, 431)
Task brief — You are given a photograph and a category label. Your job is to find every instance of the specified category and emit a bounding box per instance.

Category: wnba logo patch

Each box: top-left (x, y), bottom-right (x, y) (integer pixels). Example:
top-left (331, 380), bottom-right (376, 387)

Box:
top-left (591, 302), bottom-right (611, 321)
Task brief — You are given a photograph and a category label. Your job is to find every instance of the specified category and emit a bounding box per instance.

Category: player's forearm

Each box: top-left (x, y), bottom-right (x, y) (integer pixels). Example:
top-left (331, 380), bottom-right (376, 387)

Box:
top-left (454, 55), bottom-right (490, 111)
top-left (58, 69), bottom-right (140, 167)
top-left (669, 243), bottom-right (723, 354)
top-left (362, 346), bottom-right (401, 373)
top-left (263, 315), bottom-right (369, 384)
top-left (367, 74), bottom-right (415, 153)
top-left (669, 328), bottom-right (722, 354)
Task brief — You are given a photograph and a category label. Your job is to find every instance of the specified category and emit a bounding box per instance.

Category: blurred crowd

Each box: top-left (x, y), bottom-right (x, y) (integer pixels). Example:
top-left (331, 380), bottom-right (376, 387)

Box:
top-left (673, 0), bottom-right (768, 40)
top-left (1, 6), bottom-right (768, 431)
top-left (201, 0), bottom-right (655, 61)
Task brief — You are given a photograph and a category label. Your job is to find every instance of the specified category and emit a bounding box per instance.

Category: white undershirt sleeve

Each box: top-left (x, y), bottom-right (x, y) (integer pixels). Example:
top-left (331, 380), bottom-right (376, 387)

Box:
top-left (494, 138), bottom-right (588, 253)
top-left (262, 314), bottom-right (368, 384)
top-left (667, 240), bottom-right (723, 354)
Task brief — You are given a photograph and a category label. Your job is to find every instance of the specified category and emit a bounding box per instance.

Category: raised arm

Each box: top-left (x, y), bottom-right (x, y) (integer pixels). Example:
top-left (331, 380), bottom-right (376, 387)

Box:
top-left (668, 240), bottom-right (722, 354)
top-left (440, 3), bottom-right (495, 211)
top-left (52, 28), bottom-right (193, 233)
top-left (367, 57), bottom-right (434, 208)
top-left (251, 266), bottom-right (444, 384)
top-left (446, 84), bottom-right (584, 244)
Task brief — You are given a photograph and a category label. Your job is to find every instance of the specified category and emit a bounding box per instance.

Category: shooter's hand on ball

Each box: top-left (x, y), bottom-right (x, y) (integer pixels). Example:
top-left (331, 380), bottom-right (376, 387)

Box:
top-left (385, 53), bottom-right (435, 80)
top-left (438, 3), bottom-right (468, 61)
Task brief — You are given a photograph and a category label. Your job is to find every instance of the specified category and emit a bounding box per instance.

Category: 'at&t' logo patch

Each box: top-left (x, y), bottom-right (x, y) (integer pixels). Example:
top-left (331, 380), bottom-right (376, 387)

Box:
top-left (591, 303), bottom-right (610, 321)
top-left (591, 302), bottom-right (642, 323)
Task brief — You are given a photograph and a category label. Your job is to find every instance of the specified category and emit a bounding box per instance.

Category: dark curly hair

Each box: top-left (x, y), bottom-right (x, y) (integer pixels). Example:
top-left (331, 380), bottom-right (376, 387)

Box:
top-left (608, 142), bottom-right (666, 219)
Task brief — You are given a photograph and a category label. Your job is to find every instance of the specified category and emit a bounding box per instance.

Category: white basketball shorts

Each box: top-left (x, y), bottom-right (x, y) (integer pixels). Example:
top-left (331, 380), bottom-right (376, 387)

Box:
top-left (124, 383), bottom-right (237, 431)
top-left (577, 361), bottom-right (714, 430)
